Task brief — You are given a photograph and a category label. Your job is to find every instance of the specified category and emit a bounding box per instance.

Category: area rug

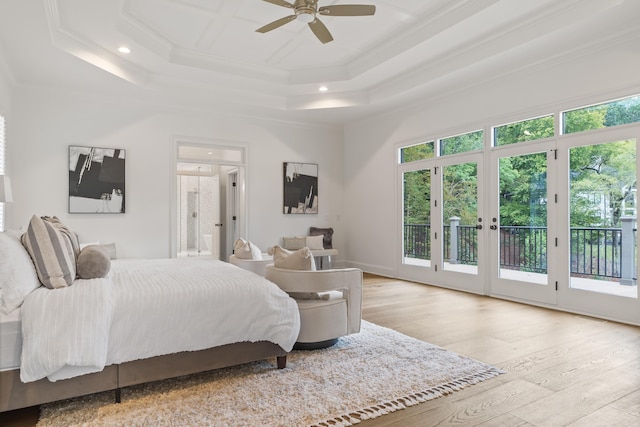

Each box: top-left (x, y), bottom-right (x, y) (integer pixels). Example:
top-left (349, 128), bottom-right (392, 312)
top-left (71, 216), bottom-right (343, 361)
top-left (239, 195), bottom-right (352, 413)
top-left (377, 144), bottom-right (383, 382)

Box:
top-left (37, 321), bottom-right (504, 427)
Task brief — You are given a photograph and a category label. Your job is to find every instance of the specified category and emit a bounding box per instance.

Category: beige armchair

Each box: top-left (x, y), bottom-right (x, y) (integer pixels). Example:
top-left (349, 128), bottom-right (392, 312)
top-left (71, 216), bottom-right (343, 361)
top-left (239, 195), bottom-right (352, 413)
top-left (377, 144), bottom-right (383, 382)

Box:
top-left (265, 265), bottom-right (362, 350)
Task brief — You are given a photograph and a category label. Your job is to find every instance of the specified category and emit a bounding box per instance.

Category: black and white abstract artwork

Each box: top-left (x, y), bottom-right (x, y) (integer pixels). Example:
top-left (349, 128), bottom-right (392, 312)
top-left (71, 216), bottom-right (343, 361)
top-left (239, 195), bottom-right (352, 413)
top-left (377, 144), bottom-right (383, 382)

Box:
top-left (283, 162), bottom-right (318, 214)
top-left (69, 146), bottom-right (125, 213)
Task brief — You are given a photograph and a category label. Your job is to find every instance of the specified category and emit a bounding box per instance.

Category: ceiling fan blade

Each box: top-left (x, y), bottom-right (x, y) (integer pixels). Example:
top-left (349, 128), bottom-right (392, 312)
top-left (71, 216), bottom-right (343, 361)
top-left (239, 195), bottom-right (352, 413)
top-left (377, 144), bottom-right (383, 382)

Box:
top-left (256, 15), bottom-right (297, 33)
top-left (318, 5), bottom-right (376, 16)
top-left (308, 18), bottom-right (333, 44)
top-left (261, 0), bottom-right (294, 9)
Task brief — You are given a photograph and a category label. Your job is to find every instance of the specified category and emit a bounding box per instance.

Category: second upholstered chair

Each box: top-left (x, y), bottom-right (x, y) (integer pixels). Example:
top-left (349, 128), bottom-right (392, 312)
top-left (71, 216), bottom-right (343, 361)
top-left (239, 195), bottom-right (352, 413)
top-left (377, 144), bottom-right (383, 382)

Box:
top-left (265, 264), bottom-right (362, 349)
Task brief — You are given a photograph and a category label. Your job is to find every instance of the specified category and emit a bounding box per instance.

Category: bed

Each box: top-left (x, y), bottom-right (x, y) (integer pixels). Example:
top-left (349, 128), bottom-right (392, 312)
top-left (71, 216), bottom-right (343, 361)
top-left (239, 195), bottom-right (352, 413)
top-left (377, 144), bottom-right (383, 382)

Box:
top-left (0, 228), bottom-right (300, 412)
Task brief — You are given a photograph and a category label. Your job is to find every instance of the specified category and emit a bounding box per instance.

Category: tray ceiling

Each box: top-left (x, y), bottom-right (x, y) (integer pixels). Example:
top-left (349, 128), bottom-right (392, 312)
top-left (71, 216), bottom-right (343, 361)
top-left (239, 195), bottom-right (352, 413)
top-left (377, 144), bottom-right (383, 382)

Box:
top-left (0, 0), bottom-right (637, 124)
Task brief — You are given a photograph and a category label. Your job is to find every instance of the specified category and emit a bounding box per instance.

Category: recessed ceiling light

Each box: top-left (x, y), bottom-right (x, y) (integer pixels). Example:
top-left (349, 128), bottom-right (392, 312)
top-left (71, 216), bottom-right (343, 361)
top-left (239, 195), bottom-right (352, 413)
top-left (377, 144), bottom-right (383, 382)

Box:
top-left (319, 86), bottom-right (328, 92)
top-left (118, 46), bottom-right (131, 54)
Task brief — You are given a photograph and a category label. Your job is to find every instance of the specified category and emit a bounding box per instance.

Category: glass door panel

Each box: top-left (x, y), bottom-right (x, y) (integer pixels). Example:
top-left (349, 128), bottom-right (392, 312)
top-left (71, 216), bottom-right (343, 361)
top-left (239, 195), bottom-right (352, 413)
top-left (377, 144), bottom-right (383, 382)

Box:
top-left (403, 168), bottom-right (431, 267)
top-left (177, 163), bottom-right (218, 258)
top-left (498, 152), bottom-right (548, 285)
top-left (489, 143), bottom-right (556, 305)
top-left (569, 140), bottom-right (637, 299)
top-left (442, 162), bottom-right (478, 275)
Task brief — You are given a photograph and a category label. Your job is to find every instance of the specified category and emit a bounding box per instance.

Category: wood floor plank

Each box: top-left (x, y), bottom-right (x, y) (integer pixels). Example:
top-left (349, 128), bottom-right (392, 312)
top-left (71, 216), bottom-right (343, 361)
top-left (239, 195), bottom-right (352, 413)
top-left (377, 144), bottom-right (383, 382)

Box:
top-left (611, 389), bottom-right (640, 417)
top-left (390, 380), bottom-right (553, 427)
top-left (567, 405), bottom-right (640, 427)
top-left (511, 361), bottom-right (640, 426)
top-left (521, 342), bottom-right (639, 392)
top-left (474, 413), bottom-right (535, 426)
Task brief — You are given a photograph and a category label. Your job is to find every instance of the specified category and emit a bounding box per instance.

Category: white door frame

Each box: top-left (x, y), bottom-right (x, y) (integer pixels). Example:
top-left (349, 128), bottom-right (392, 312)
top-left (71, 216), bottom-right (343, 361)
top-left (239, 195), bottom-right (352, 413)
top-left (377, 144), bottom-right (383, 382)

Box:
top-left (171, 138), bottom-right (247, 259)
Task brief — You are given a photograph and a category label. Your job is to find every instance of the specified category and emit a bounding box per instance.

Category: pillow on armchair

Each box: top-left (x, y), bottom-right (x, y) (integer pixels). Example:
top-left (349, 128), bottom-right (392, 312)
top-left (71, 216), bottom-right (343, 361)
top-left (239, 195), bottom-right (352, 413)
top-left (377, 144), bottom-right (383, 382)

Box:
top-left (305, 235), bottom-right (324, 250)
top-left (282, 236), bottom-right (306, 250)
top-left (271, 245), bottom-right (316, 271)
top-left (270, 246), bottom-right (326, 300)
top-left (309, 227), bottom-right (334, 249)
top-left (234, 238), bottom-right (262, 260)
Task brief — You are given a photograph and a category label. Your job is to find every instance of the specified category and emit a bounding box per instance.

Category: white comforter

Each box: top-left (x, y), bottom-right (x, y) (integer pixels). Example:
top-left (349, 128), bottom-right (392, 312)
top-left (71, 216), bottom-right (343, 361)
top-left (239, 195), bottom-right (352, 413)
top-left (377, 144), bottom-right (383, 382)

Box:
top-left (19, 258), bottom-right (300, 383)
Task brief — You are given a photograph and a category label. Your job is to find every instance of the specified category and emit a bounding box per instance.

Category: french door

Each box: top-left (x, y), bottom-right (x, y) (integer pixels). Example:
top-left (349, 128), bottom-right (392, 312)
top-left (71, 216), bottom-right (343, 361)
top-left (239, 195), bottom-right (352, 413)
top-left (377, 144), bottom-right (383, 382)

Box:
top-left (556, 128), bottom-right (639, 324)
top-left (398, 153), bottom-right (486, 294)
top-left (488, 140), bottom-right (557, 304)
top-left (487, 129), bottom-right (639, 324)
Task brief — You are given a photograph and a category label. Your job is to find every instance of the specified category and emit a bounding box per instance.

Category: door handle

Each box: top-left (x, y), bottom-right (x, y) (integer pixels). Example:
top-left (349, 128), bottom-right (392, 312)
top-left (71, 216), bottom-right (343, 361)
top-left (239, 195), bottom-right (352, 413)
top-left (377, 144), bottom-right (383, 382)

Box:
top-left (476, 224), bottom-right (483, 230)
top-left (490, 225), bottom-right (498, 230)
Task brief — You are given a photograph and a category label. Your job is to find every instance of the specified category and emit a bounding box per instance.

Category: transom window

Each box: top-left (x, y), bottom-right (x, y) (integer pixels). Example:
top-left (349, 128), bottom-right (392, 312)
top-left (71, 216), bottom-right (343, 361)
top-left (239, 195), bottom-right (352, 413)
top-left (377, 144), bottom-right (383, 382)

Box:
top-left (493, 115), bottom-right (554, 146)
top-left (399, 141), bottom-right (434, 163)
top-left (562, 94), bottom-right (640, 135)
top-left (440, 130), bottom-right (483, 156)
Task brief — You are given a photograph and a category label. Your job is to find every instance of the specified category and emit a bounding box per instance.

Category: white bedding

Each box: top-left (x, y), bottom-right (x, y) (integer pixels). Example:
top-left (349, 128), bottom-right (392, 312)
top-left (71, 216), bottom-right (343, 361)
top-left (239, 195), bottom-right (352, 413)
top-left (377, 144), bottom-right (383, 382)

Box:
top-left (0, 308), bottom-right (22, 371)
top-left (19, 258), bottom-right (300, 383)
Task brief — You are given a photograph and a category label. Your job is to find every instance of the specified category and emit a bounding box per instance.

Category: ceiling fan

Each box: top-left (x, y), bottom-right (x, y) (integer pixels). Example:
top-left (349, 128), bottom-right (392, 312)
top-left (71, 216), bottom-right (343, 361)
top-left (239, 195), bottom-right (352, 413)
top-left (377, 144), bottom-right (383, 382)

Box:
top-left (256, 0), bottom-right (376, 44)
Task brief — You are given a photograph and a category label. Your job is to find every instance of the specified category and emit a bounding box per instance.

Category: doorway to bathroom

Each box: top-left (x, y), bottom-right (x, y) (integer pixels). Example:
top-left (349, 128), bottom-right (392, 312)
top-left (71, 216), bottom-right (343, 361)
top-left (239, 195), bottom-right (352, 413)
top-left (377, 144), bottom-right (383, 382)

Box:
top-left (173, 141), bottom-right (246, 260)
top-left (177, 165), bottom-right (219, 257)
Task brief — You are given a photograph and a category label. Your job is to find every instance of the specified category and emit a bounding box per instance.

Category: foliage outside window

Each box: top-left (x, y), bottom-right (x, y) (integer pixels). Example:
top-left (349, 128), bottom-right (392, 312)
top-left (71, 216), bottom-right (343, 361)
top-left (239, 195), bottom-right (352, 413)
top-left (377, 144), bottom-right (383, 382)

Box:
top-left (440, 130), bottom-right (483, 156)
top-left (570, 139), bottom-right (636, 228)
top-left (563, 94), bottom-right (640, 134)
top-left (399, 141), bottom-right (434, 163)
top-left (403, 169), bottom-right (431, 261)
top-left (499, 152), bottom-right (547, 227)
top-left (403, 169), bottom-right (431, 225)
top-left (494, 115), bottom-right (554, 146)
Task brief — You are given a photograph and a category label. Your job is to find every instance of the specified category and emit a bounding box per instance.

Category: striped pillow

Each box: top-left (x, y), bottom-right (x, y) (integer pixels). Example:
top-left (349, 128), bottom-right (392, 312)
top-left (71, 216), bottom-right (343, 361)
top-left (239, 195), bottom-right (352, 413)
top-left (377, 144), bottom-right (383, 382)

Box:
top-left (21, 215), bottom-right (80, 289)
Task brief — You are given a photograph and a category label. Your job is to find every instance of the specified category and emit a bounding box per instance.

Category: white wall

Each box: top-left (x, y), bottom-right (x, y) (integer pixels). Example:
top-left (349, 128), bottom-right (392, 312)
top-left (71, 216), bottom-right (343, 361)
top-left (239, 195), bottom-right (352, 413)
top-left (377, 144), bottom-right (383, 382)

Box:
top-left (343, 37), bottom-right (640, 277)
top-left (8, 86), bottom-right (343, 259)
top-left (0, 66), bottom-right (12, 231)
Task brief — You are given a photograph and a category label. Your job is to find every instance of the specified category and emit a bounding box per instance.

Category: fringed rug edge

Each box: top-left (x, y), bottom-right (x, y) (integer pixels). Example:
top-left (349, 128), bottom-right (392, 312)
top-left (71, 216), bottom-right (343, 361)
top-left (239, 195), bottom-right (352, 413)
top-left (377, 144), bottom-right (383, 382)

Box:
top-left (310, 366), bottom-right (506, 427)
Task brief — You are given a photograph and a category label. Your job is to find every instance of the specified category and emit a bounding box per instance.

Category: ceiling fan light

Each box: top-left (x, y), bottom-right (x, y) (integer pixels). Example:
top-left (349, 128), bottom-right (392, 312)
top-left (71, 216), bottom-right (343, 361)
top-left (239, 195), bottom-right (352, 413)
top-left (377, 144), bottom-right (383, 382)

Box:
top-left (296, 11), bottom-right (315, 23)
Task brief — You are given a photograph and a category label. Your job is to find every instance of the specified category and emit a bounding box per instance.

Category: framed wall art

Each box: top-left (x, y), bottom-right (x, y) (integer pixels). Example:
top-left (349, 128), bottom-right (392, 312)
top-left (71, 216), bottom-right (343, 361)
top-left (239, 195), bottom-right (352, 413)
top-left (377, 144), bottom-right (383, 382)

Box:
top-left (69, 145), bottom-right (126, 213)
top-left (283, 162), bottom-right (318, 214)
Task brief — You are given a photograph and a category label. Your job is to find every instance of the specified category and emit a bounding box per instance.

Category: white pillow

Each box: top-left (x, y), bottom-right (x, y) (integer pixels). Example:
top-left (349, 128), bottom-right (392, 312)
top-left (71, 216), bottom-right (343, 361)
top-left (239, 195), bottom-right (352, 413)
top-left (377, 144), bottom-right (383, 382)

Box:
top-left (282, 236), bottom-right (306, 250)
top-left (233, 238), bottom-right (262, 260)
top-left (272, 245), bottom-right (316, 271)
top-left (101, 242), bottom-right (117, 259)
top-left (0, 231), bottom-right (40, 314)
top-left (79, 241), bottom-right (101, 250)
top-left (305, 235), bottom-right (324, 250)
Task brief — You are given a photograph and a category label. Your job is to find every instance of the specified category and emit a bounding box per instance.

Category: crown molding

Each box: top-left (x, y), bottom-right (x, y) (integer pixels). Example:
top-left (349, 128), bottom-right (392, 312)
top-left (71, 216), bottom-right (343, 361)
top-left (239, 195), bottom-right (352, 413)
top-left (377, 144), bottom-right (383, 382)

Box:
top-left (44, 0), bottom-right (150, 86)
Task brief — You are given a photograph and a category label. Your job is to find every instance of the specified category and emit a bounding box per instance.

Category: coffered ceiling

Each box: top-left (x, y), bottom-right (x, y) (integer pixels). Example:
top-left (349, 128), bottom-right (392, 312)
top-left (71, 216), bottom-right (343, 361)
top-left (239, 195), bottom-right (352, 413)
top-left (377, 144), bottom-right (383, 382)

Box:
top-left (0, 0), bottom-right (638, 124)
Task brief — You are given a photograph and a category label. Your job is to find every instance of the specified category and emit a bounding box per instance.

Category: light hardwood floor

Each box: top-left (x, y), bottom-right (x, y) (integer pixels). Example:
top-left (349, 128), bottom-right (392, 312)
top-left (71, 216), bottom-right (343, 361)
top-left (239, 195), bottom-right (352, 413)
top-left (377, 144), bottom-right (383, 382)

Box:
top-left (357, 274), bottom-right (640, 426)
top-left (1, 274), bottom-right (639, 426)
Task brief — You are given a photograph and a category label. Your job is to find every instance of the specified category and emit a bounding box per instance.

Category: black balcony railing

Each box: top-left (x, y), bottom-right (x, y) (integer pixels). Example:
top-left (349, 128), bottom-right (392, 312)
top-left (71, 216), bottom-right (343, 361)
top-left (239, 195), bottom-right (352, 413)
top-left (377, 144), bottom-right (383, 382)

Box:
top-left (404, 224), bottom-right (630, 280)
top-left (404, 224), bottom-right (431, 259)
top-left (571, 227), bottom-right (622, 279)
top-left (500, 226), bottom-right (547, 274)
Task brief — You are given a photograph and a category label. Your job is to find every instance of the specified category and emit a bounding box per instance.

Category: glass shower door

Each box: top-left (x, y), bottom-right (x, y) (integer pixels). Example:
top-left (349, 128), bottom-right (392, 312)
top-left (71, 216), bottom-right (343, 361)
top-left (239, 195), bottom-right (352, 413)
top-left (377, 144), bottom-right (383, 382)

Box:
top-left (177, 164), bottom-right (216, 257)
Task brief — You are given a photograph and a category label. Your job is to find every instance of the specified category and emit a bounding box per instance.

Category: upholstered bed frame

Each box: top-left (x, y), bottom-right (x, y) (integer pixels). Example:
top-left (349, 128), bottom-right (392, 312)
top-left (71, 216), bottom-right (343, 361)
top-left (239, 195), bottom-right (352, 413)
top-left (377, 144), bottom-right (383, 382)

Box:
top-left (0, 341), bottom-right (287, 412)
